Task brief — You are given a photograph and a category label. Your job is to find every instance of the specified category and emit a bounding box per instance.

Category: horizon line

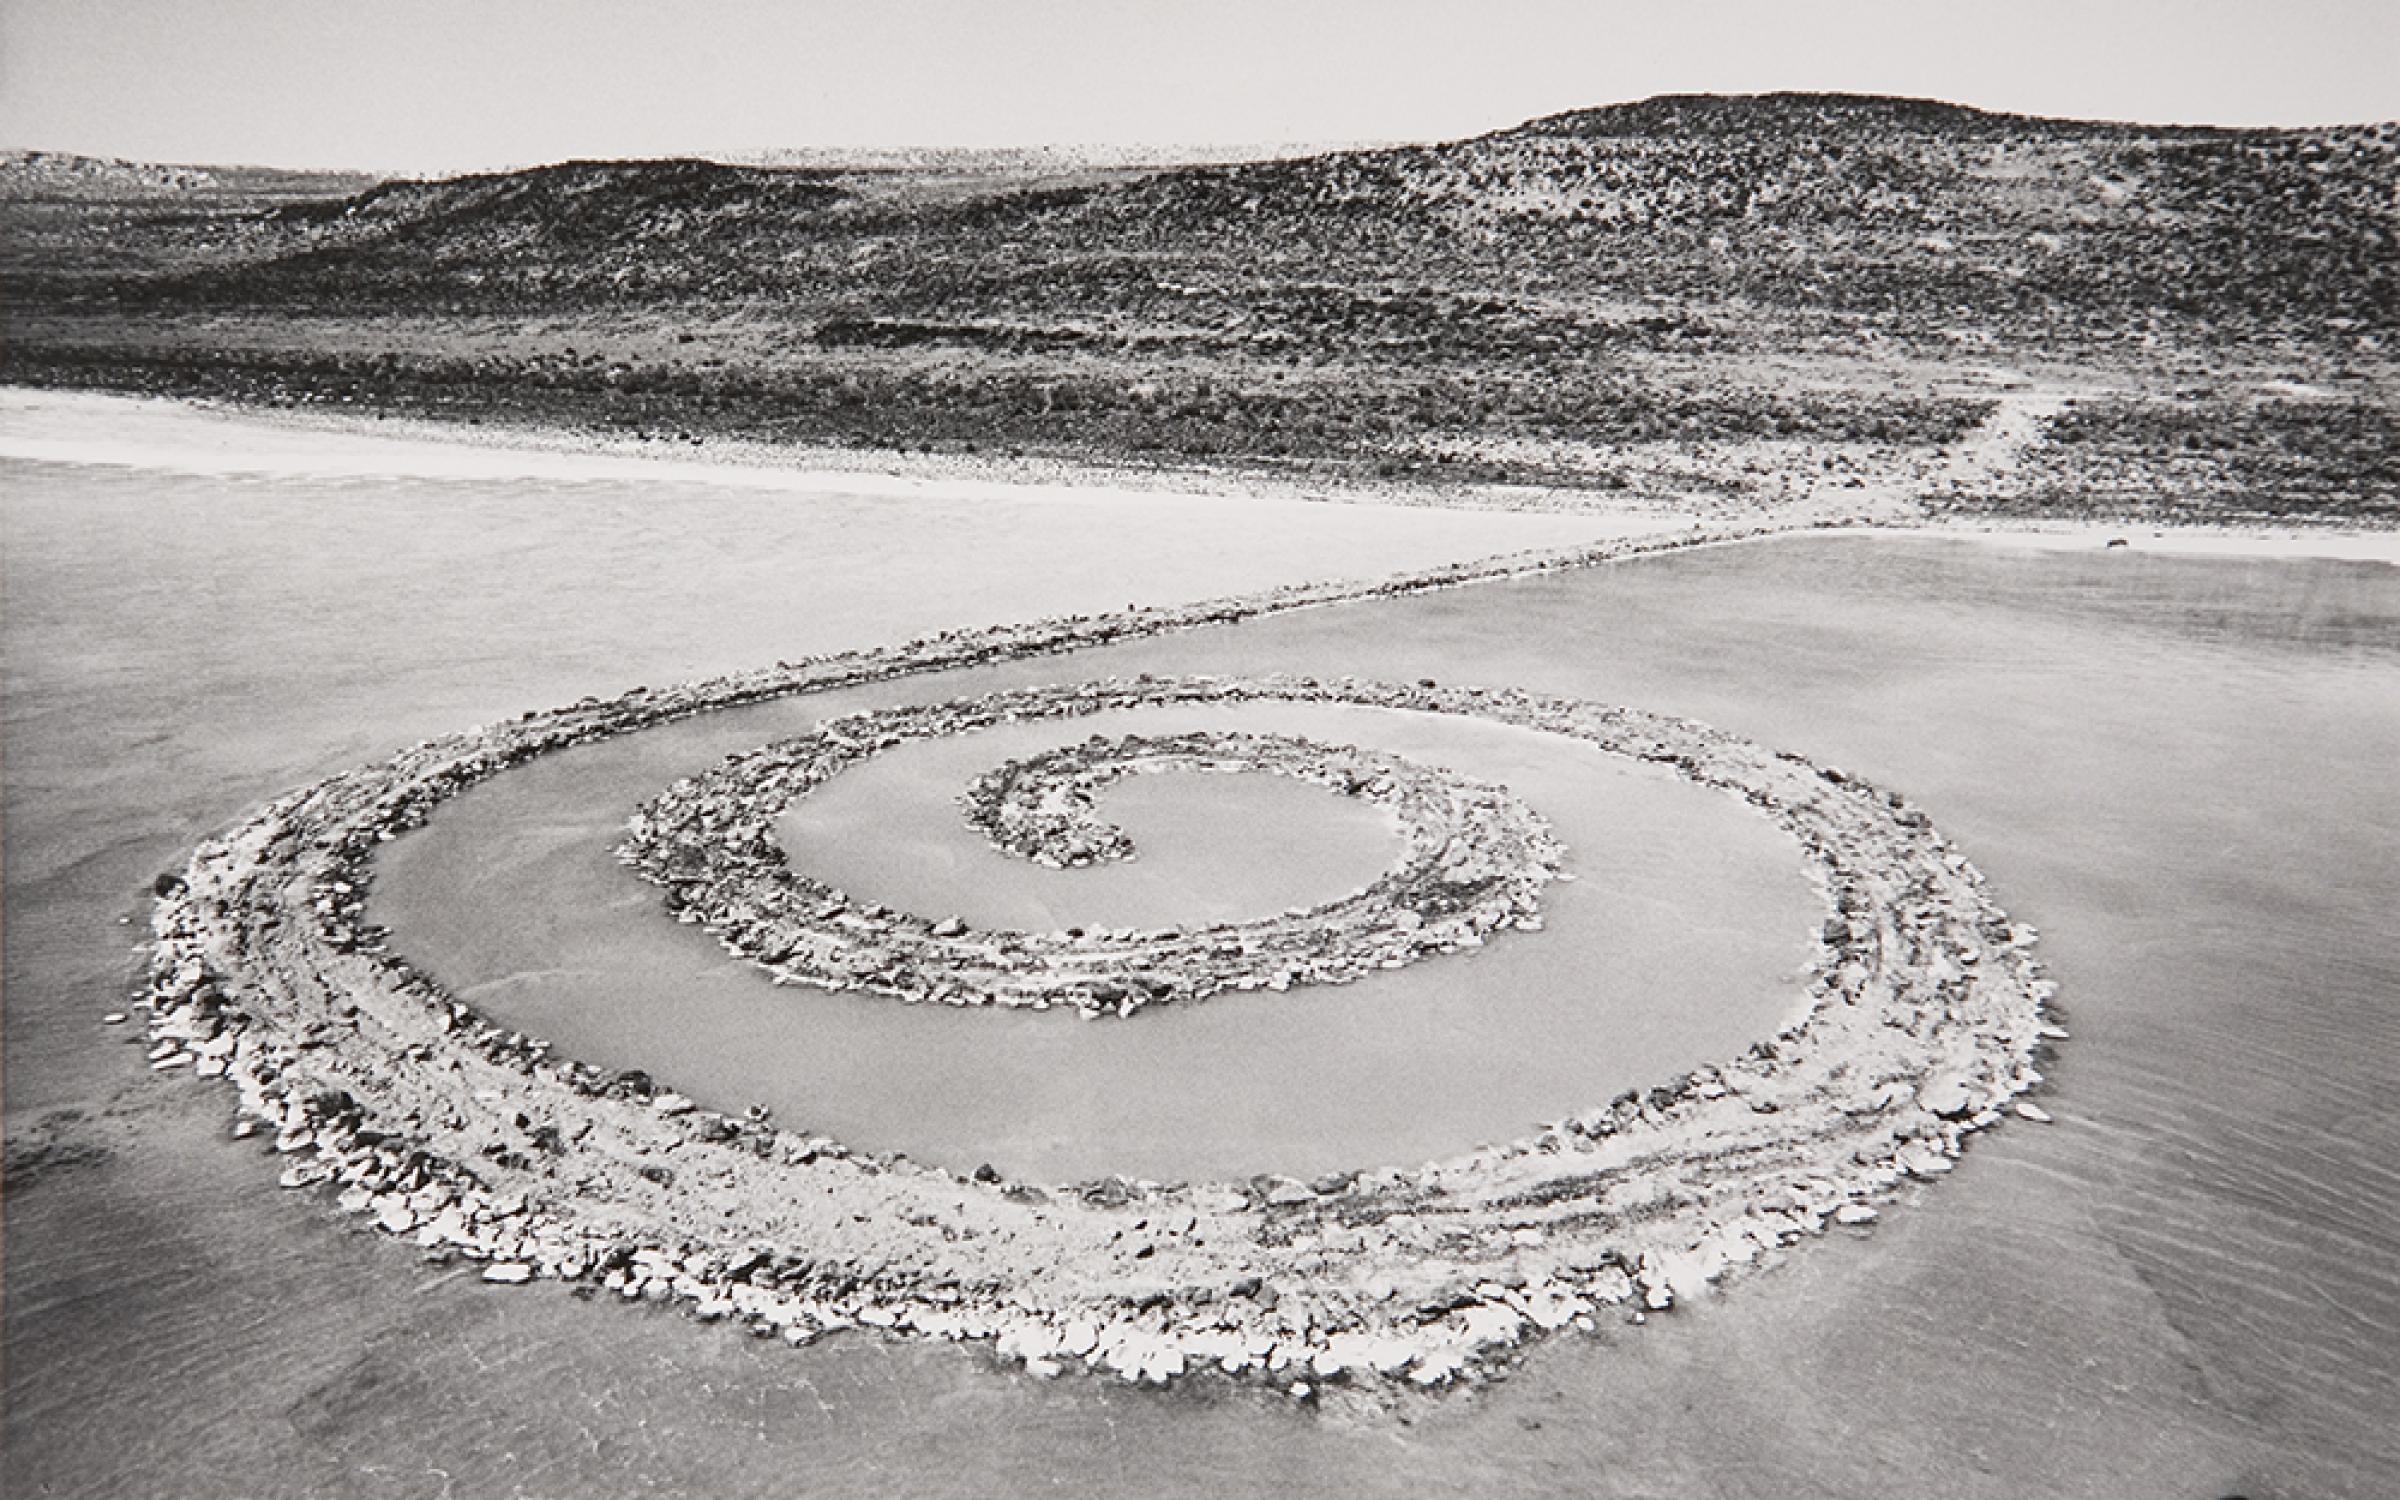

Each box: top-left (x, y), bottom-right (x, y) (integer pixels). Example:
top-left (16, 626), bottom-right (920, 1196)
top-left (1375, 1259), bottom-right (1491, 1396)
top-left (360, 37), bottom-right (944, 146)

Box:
top-left (6, 89), bottom-right (2395, 179)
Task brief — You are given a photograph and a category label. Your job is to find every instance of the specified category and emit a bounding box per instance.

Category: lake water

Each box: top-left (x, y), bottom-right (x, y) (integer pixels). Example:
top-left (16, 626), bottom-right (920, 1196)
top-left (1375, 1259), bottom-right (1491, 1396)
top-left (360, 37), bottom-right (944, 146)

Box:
top-left (373, 697), bottom-right (1817, 1181)
top-left (6, 432), bottom-right (2396, 1498)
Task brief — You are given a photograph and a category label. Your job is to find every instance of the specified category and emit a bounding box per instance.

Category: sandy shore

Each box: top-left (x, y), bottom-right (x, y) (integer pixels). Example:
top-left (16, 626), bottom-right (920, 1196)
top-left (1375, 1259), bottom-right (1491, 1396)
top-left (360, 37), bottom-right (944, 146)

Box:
top-left (0, 384), bottom-right (1666, 517)
top-left (9, 384), bottom-right (2392, 563)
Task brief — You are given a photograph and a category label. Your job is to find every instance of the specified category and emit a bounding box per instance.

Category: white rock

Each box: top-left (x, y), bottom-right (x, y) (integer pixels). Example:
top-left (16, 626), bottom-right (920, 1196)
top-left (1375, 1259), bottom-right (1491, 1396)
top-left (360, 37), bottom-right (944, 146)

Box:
top-left (1410, 1347), bottom-right (1468, 1386)
top-left (1522, 1288), bottom-right (1582, 1330)
top-left (1456, 1301), bottom-right (1525, 1343)
top-left (1897, 1144), bottom-right (1954, 1177)
top-left (1366, 1337), bottom-right (1416, 1375)
top-left (1916, 1074), bottom-right (1976, 1118)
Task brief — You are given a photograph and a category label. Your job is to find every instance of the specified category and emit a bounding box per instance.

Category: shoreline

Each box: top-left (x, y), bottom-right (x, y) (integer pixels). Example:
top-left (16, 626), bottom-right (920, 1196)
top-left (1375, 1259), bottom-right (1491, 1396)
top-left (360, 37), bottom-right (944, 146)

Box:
top-left (135, 510), bottom-right (2054, 1403)
top-left (0, 383), bottom-right (1669, 517)
top-left (8, 383), bottom-right (2395, 563)
top-left (1862, 520), bottom-right (2400, 566)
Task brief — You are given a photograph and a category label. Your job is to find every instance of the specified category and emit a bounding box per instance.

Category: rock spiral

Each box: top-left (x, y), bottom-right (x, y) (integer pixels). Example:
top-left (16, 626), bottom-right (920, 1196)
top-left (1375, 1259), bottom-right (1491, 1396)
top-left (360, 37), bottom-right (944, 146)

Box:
top-left (130, 527), bottom-right (2058, 1399)
top-left (620, 685), bottom-right (1566, 1015)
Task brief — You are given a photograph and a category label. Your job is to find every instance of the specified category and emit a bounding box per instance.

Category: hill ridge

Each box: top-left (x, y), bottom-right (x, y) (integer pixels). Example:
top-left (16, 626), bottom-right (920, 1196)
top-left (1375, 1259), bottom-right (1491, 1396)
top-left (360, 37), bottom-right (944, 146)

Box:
top-left (1500, 91), bottom-right (2249, 141)
top-left (5, 91), bottom-right (2392, 526)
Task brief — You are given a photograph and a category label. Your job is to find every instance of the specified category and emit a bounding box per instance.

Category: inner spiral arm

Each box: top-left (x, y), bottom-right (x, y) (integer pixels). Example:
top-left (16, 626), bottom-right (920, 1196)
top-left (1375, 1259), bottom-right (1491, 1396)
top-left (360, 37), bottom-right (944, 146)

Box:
top-left (619, 694), bottom-right (1568, 1016)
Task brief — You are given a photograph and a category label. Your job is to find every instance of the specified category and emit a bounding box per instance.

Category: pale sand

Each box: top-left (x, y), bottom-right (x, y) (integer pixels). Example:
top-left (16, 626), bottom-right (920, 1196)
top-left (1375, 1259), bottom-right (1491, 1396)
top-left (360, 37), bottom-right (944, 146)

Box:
top-left (0, 385), bottom-right (1654, 517)
top-left (7, 385), bottom-right (2389, 563)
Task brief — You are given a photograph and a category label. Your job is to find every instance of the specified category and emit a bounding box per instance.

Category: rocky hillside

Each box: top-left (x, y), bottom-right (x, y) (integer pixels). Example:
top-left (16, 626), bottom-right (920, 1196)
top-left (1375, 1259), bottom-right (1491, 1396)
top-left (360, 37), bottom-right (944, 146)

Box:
top-left (100, 93), bottom-right (2386, 329)
top-left (1026, 93), bottom-right (2392, 328)
top-left (7, 94), bottom-right (2394, 521)
top-left (247, 158), bottom-right (850, 299)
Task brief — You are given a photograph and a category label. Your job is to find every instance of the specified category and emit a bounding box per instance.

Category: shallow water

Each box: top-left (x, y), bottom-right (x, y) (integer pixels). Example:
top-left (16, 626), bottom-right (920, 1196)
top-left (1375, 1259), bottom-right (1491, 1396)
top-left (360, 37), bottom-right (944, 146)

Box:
top-left (778, 710), bottom-right (1413, 934)
top-left (7, 442), bottom-right (2398, 1498)
top-left (0, 452), bottom-right (1625, 1119)
top-left (373, 697), bottom-right (1817, 1181)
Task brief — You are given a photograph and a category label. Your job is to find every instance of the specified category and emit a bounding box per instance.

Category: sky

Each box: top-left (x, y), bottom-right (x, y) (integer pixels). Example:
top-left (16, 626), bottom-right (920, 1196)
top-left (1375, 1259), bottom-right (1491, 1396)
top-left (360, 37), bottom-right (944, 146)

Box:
top-left (2, 0), bottom-right (2395, 172)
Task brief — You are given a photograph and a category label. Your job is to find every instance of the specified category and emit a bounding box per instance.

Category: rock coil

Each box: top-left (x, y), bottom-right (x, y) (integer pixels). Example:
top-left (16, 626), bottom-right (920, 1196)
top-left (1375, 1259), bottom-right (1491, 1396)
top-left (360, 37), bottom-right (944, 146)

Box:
top-left (131, 525), bottom-right (2057, 1400)
top-left (621, 694), bottom-right (1565, 1015)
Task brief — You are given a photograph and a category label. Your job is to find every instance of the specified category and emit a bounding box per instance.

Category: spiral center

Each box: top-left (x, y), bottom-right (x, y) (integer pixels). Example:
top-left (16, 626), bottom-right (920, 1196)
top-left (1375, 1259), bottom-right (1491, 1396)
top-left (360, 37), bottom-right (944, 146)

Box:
top-left (620, 685), bottom-right (1566, 1016)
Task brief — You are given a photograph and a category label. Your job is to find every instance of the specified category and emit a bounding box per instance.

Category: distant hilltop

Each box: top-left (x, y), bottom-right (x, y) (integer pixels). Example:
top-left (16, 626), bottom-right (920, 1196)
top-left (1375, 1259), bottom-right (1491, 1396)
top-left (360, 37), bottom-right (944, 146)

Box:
top-left (1501, 91), bottom-right (2270, 140)
top-left (10, 89), bottom-right (2391, 329)
top-left (718, 141), bottom-right (1385, 174)
top-left (14, 89), bottom-right (2391, 189)
top-left (0, 149), bottom-right (217, 195)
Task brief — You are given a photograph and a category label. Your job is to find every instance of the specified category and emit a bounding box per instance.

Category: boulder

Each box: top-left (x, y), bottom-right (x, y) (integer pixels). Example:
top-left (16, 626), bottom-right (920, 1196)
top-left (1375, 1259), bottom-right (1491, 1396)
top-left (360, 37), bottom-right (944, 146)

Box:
top-left (1916, 1074), bottom-right (1976, 1118)
top-left (1262, 1177), bottom-right (1316, 1207)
